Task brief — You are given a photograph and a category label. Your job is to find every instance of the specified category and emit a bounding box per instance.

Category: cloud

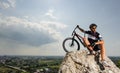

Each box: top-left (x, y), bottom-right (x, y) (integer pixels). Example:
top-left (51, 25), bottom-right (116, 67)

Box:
top-left (8, 0), bottom-right (16, 7)
top-left (45, 9), bottom-right (57, 19)
top-left (40, 21), bottom-right (67, 29)
top-left (0, 0), bottom-right (16, 9)
top-left (0, 14), bottom-right (67, 47)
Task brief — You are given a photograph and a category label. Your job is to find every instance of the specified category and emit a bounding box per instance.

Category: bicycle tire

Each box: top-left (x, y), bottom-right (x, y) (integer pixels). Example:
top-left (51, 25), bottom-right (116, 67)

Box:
top-left (62, 37), bottom-right (80, 52)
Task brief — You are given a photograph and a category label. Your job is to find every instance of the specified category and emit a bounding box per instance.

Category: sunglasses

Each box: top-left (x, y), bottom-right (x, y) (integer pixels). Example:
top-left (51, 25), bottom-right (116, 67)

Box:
top-left (91, 27), bottom-right (96, 29)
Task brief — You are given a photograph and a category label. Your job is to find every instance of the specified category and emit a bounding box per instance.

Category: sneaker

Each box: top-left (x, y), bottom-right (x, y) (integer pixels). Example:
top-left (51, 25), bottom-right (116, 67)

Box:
top-left (101, 60), bottom-right (111, 67)
top-left (89, 50), bottom-right (96, 55)
top-left (95, 50), bottom-right (100, 56)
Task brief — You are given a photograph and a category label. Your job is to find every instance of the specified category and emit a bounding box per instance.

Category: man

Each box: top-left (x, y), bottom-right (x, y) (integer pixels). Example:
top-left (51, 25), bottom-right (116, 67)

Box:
top-left (77, 23), bottom-right (110, 67)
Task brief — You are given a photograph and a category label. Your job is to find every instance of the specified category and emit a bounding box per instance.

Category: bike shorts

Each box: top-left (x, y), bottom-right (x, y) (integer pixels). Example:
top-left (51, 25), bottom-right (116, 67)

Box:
top-left (93, 45), bottom-right (100, 51)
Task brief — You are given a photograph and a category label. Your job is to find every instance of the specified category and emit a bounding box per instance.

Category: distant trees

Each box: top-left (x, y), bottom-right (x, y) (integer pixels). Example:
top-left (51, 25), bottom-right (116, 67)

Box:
top-left (116, 60), bottom-right (120, 68)
top-left (0, 56), bottom-right (63, 73)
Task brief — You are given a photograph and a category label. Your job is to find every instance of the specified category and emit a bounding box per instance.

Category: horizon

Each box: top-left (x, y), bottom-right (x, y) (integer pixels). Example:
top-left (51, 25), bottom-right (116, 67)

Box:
top-left (0, 55), bottom-right (120, 57)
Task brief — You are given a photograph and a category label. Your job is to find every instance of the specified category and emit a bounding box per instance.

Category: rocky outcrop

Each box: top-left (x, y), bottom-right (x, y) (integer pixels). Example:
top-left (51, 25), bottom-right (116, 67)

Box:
top-left (59, 50), bottom-right (120, 73)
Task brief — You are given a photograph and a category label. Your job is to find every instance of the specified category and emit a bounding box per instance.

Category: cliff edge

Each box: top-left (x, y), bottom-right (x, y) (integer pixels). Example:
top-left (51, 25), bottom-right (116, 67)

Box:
top-left (59, 50), bottom-right (120, 73)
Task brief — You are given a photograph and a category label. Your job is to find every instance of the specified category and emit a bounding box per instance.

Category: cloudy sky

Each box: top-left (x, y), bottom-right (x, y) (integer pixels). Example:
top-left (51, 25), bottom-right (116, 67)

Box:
top-left (0, 0), bottom-right (120, 56)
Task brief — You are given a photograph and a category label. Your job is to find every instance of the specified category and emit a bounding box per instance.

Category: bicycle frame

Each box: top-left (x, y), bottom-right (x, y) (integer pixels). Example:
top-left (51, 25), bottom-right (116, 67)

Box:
top-left (71, 26), bottom-right (86, 47)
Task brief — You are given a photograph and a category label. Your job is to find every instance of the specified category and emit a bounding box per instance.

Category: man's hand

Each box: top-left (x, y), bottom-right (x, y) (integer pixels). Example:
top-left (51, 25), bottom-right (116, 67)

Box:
top-left (77, 25), bottom-right (85, 33)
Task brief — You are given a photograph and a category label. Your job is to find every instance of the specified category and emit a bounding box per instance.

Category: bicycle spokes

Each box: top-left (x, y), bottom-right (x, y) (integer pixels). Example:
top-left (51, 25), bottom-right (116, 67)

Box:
top-left (63, 38), bottom-right (80, 52)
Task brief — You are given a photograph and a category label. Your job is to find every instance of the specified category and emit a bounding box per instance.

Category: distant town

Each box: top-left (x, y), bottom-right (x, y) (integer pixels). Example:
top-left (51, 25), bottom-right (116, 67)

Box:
top-left (0, 56), bottom-right (63, 73)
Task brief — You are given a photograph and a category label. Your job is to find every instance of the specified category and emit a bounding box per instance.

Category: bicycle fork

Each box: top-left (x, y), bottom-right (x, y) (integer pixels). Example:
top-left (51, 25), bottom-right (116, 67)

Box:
top-left (70, 36), bottom-right (75, 47)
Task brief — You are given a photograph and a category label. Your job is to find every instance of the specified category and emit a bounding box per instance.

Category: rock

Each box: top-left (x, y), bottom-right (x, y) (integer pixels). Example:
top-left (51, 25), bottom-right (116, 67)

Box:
top-left (58, 50), bottom-right (120, 73)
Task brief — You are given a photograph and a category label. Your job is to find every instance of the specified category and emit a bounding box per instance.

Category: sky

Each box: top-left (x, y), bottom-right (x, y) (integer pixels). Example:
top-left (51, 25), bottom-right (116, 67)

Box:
top-left (0, 0), bottom-right (120, 56)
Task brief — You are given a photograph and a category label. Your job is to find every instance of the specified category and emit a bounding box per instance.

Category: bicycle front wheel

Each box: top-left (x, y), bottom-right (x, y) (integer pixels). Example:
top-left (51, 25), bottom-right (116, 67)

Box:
top-left (62, 37), bottom-right (80, 52)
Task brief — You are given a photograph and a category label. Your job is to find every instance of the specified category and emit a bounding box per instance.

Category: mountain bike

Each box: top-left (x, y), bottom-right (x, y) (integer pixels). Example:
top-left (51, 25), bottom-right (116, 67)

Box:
top-left (62, 25), bottom-right (86, 52)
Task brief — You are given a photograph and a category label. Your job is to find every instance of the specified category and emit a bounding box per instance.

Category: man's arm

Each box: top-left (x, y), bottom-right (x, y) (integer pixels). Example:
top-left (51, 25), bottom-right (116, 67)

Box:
top-left (77, 25), bottom-right (85, 33)
top-left (94, 40), bottom-right (104, 47)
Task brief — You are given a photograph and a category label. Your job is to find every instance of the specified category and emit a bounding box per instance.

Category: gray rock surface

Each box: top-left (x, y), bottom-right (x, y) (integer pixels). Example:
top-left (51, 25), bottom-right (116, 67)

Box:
top-left (59, 50), bottom-right (120, 73)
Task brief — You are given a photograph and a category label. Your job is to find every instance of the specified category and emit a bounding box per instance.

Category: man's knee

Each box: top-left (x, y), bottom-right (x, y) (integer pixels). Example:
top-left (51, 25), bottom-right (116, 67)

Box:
top-left (101, 40), bottom-right (104, 44)
top-left (82, 37), bottom-right (86, 41)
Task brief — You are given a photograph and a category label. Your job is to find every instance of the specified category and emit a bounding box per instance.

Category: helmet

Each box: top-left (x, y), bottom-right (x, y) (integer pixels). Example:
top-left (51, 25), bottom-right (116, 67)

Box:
top-left (89, 23), bottom-right (97, 29)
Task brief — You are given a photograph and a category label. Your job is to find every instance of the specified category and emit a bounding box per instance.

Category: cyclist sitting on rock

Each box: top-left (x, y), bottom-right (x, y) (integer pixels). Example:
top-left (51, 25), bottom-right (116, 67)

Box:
top-left (77, 23), bottom-right (110, 67)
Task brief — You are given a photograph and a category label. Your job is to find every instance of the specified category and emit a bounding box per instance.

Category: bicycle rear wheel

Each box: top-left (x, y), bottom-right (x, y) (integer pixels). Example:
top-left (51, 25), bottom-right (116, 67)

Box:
top-left (62, 37), bottom-right (80, 52)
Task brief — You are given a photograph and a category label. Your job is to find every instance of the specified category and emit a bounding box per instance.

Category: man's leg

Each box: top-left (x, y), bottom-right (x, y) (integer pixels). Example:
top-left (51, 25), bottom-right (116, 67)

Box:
top-left (99, 42), bottom-right (110, 67)
top-left (99, 42), bottom-right (106, 61)
top-left (82, 37), bottom-right (93, 51)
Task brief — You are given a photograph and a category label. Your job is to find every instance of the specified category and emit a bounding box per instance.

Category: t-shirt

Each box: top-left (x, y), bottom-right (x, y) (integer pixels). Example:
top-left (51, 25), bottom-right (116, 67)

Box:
top-left (85, 31), bottom-right (103, 44)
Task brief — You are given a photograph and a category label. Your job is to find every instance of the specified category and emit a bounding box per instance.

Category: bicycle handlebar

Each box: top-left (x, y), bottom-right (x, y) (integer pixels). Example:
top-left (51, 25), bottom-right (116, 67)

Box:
top-left (72, 25), bottom-right (86, 37)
